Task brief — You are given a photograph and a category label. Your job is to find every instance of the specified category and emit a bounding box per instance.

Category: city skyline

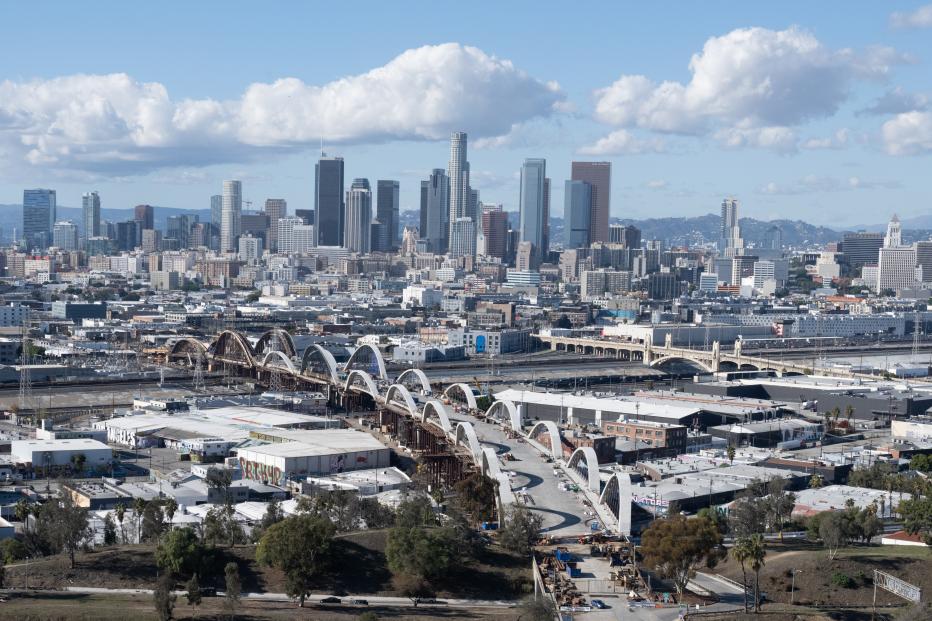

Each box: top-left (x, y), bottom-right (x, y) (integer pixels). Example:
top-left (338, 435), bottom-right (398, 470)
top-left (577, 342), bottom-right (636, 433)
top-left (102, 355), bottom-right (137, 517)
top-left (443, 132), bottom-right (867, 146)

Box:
top-left (1, 3), bottom-right (932, 225)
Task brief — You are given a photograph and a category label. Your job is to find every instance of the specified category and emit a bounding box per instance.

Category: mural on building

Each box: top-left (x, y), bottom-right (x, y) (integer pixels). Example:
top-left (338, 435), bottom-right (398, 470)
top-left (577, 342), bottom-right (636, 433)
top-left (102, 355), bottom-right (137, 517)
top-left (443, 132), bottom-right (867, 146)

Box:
top-left (239, 458), bottom-right (284, 486)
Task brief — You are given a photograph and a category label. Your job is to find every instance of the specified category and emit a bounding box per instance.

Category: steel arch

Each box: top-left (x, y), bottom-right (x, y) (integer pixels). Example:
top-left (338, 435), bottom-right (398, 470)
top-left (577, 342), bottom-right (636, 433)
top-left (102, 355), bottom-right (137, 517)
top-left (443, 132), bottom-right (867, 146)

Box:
top-left (254, 328), bottom-right (297, 358)
top-left (259, 350), bottom-right (297, 374)
top-left (210, 330), bottom-right (255, 366)
top-left (344, 343), bottom-right (388, 380)
top-left (167, 337), bottom-right (208, 365)
top-left (300, 344), bottom-right (340, 383)
top-left (567, 446), bottom-right (601, 492)
top-left (443, 383), bottom-right (478, 409)
top-left (397, 368), bottom-right (432, 395)
top-left (384, 384), bottom-right (418, 417)
top-left (528, 421), bottom-right (562, 460)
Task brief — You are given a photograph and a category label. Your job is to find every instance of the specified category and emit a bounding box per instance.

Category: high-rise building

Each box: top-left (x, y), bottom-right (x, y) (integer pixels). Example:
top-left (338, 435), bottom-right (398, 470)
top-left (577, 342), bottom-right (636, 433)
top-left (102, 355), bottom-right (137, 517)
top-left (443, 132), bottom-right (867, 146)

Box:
top-left (141, 228), bottom-right (162, 253)
top-left (220, 181), bottom-right (242, 252)
top-left (481, 205), bottom-right (508, 259)
top-left (571, 161), bottom-right (611, 243)
top-left (916, 241), bottom-right (932, 282)
top-left (515, 241), bottom-right (534, 272)
top-left (53, 221), bottom-right (79, 251)
top-left (134, 204), bottom-right (155, 231)
top-left (23, 189), bottom-right (56, 250)
top-left (344, 178), bottom-right (372, 253)
top-left (315, 156), bottom-right (345, 247)
top-left (720, 198), bottom-right (743, 255)
top-left (420, 169), bottom-right (449, 252)
top-left (449, 218), bottom-right (475, 258)
top-left (295, 209), bottom-right (314, 225)
top-left (82, 191), bottom-right (100, 242)
top-left (542, 177), bottom-right (551, 256)
top-left (885, 214), bottom-right (902, 248)
top-left (447, 132), bottom-right (472, 256)
top-left (842, 232), bottom-right (883, 273)
top-left (277, 217), bottom-right (315, 255)
top-left (238, 234), bottom-right (263, 263)
top-left (241, 213), bottom-right (269, 248)
top-left (564, 180), bottom-right (591, 249)
top-left (519, 158), bottom-right (547, 263)
top-left (877, 214), bottom-right (916, 292)
top-left (166, 214), bottom-right (193, 249)
top-left (115, 220), bottom-right (139, 251)
top-left (374, 180), bottom-right (400, 252)
top-left (264, 199), bottom-right (287, 251)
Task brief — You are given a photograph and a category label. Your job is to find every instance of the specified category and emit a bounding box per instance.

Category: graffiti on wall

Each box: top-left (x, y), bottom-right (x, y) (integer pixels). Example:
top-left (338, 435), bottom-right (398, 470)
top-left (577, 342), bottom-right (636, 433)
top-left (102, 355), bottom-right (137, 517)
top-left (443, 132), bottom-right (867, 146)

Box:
top-left (239, 458), bottom-right (284, 486)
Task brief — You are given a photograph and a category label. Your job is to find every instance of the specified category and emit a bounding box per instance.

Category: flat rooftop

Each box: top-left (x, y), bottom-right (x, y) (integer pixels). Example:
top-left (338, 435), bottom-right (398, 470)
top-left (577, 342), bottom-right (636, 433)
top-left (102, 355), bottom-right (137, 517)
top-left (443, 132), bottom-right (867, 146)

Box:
top-left (494, 388), bottom-right (700, 421)
top-left (794, 485), bottom-right (912, 514)
top-left (237, 429), bottom-right (387, 458)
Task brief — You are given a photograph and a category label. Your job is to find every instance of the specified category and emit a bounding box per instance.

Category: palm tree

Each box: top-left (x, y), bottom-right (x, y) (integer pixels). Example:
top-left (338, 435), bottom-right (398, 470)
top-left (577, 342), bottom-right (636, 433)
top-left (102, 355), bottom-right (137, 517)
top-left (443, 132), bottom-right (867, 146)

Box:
top-left (748, 534), bottom-right (767, 612)
top-left (14, 499), bottom-right (31, 533)
top-left (115, 503), bottom-right (126, 544)
top-left (164, 498), bottom-right (178, 530)
top-left (727, 445), bottom-right (736, 465)
top-left (132, 498), bottom-right (146, 543)
top-left (845, 405), bottom-right (855, 430)
top-left (732, 538), bottom-right (753, 612)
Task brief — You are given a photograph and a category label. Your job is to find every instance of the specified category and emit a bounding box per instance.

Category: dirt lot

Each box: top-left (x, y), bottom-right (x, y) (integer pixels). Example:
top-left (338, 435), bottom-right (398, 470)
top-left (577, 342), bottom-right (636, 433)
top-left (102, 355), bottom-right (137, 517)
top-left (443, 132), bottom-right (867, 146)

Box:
top-left (0, 592), bottom-right (520, 621)
top-left (5, 529), bottom-right (532, 600)
top-left (713, 540), bottom-right (932, 609)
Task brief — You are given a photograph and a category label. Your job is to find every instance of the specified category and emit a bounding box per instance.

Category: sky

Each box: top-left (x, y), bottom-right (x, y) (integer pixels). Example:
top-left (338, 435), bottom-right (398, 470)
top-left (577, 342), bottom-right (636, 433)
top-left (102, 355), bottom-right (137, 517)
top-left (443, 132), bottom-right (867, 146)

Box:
top-left (1, 1), bottom-right (932, 227)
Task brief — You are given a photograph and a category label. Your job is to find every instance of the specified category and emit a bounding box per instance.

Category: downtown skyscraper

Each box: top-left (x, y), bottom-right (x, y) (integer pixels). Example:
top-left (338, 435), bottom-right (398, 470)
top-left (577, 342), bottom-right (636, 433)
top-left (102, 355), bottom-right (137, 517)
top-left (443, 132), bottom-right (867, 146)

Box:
top-left (315, 155), bottom-right (345, 247)
top-left (220, 180), bottom-right (242, 253)
top-left (82, 191), bottom-right (101, 243)
top-left (344, 178), bottom-right (372, 254)
top-left (571, 161), bottom-right (611, 244)
top-left (447, 132), bottom-right (473, 256)
top-left (518, 158), bottom-right (547, 265)
top-left (420, 169), bottom-right (449, 253)
top-left (373, 180), bottom-right (400, 252)
top-left (264, 198), bottom-right (287, 251)
top-left (22, 188), bottom-right (56, 250)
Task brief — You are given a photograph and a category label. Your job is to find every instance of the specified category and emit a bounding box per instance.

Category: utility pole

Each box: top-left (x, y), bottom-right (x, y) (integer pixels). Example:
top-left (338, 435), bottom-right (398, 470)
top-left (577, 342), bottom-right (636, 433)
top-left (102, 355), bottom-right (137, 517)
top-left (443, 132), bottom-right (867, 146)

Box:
top-left (18, 308), bottom-right (33, 423)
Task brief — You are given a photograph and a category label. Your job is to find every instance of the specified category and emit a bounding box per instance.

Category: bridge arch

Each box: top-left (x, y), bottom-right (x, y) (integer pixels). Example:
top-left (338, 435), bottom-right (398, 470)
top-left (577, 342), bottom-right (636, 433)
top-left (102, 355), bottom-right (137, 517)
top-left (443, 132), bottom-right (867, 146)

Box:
top-left (443, 383), bottom-right (478, 410)
top-left (454, 422), bottom-right (482, 460)
top-left (567, 447), bottom-right (601, 492)
top-left (300, 344), bottom-right (340, 383)
top-left (422, 399), bottom-right (452, 434)
top-left (396, 368), bottom-right (432, 395)
top-left (259, 350), bottom-right (297, 374)
top-left (210, 330), bottom-right (255, 367)
top-left (384, 384), bottom-right (418, 417)
top-left (167, 337), bottom-right (208, 365)
top-left (649, 356), bottom-right (714, 373)
top-left (254, 329), bottom-right (296, 358)
top-left (485, 400), bottom-right (522, 432)
top-left (344, 344), bottom-right (388, 380)
top-left (480, 448), bottom-right (516, 510)
top-left (345, 370), bottom-right (379, 398)
top-left (528, 420), bottom-right (562, 460)
top-left (598, 472), bottom-right (633, 535)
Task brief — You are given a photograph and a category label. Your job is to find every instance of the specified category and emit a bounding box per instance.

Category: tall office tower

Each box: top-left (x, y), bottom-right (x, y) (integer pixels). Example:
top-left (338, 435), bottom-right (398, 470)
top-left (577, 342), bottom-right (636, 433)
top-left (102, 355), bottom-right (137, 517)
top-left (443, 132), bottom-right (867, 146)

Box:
top-left (401, 226), bottom-right (419, 254)
top-left (238, 234), bottom-right (263, 263)
top-left (720, 197), bottom-right (740, 251)
top-left (315, 155), bottom-right (345, 247)
top-left (620, 225), bottom-right (641, 249)
top-left (210, 194), bottom-right (222, 237)
top-left (518, 158), bottom-right (547, 264)
top-left (542, 177), bottom-right (551, 256)
top-left (277, 217), bottom-right (314, 254)
top-left (447, 132), bottom-right (472, 256)
top-left (449, 218), bottom-right (475, 258)
top-left (134, 204), bottom-right (155, 231)
top-left (22, 189), bottom-right (56, 250)
top-left (764, 225), bottom-right (783, 250)
top-left (53, 221), bottom-right (79, 251)
top-left (240, 213), bottom-right (269, 248)
top-left (877, 245), bottom-right (917, 291)
top-left (885, 214), bottom-right (902, 248)
top-left (842, 232), bottom-right (884, 273)
top-left (374, 180), bottom-right (400, 252)
top-left (916, 241), bottom-right (932, 282)
top-left (115, 220), bottom-right (139, 251)
top-left (82, 191), bottom-right (100, 242)
top-left (295, 209), bottom-right (314, 225)
top-left (420, 168), bottom-right (449, 252)
top-left (220, 180), bottom-right (242, 253)
top-left (344, 178), bottom-right (372, 253)
top-left (166, 215), bottom-right (192, 248)
top-left (481, 204), bottom-right (508, 259)
top-left (515, 241), bottom-right (534, 271)
top-left (564, 180), bottom-right (592, 249)
top-left (571, 161), bottom-right (611, 243)
top-left (190, 222), bottom-right (208, 248)
top-left (141, 229), bottom-right (162, 253)
top-left (469, 188), bottom-right (480, 223)
top-left (264, 199), bottom-right (287, 251)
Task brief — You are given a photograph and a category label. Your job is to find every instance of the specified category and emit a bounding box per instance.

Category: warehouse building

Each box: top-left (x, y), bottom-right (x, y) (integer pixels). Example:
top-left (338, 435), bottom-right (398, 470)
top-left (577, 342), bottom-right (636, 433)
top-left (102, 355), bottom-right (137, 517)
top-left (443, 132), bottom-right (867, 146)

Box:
top-left (11, 439), bottom-right (112, 478)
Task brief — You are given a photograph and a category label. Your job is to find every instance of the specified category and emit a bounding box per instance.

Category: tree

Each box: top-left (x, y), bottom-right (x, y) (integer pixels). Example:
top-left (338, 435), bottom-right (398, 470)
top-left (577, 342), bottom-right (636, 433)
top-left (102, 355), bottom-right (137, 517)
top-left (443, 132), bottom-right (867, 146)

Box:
top-left (35, 490), bottom-right (90, 569)
top-left (765, 477), bottom-right (796, 539)
top-left (726, 445), bottom-right (736, 465)
top-left (516, 596), bottom-right (557, 621)
top-left (498, 506), bottom-right (543, 556)
top-left (900, 496), bottom-right (932, 543)
top-left (70, 453), bottom-right (86, 476)
top-left (640, 514), bottom-right (724, 595)
top-left (809, 474), bottom-right (823, 489)
top-left (141, 502), bottom-right (167, 544)
top-left (910, 454), bottom-right (932, 473)
top-left (157, 527), bottom-right (204, 576)
top-left (452, 474), bottom-right (497, 526)
top-left (115, 503), bottom-right (127, 544)
top-left (385, 526), bottom-right (456, 605)
top-left (186, 574), bottom-right (202, 618)
top-left (729, 496), bottom-right (767, 539)
top-left (0, 538), bottom-right (27, 565)
top-left (153, 572), bottom-right (176, 621)
top-left (555, 314), bottom-right (572, 329)
top-left (205, 468), bottom-right (234, 504)
top-left (133, 498), bottom-right (147, 543)
top-left (819, 511), bottom-right (853, 560)
top-left (256, 514), bottom-right (336, 607)
top-left (103, 514), bottom-right (118, 546)
top-left (204, 504), bottom-right (245, 548)
top-left (224, 562), bottom-right (241, 620)
top-left (393, 494), bottom-right (436, 527)
top-left (164, 498), bottom-right (178, 528)
top-left (697, 507), bottom-right (728, 535)
top-left (251, 498), bottom-right (285, 542)
top-left (731, 538), bottom-right (753, 612)
top-left (746, 534), bottom-right (766, 611)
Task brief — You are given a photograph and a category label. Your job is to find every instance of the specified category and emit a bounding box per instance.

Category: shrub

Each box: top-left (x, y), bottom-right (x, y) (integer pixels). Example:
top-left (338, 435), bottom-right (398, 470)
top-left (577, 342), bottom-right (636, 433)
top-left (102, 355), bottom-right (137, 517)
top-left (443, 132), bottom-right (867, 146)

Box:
top-left (831, 571), bottom-right (855, 588)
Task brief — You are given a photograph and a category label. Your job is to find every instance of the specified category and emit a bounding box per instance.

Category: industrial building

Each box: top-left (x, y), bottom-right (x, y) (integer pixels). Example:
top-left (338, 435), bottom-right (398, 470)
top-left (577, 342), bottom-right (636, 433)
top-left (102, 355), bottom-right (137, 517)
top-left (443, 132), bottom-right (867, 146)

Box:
top-left (11, 439), bottom-right (112, 477)
top-left (707, 419), bottom-right (823, 449)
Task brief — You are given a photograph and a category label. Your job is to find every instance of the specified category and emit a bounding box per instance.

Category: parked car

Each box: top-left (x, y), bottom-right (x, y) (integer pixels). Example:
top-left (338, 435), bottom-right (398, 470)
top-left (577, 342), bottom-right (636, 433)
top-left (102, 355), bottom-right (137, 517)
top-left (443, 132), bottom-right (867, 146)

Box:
top-left (320, 597), bottom-right (341, 604)
top-left (351, 599), bottom-right (369, 606)
top-left (590, 599), bottom-right (609, 609)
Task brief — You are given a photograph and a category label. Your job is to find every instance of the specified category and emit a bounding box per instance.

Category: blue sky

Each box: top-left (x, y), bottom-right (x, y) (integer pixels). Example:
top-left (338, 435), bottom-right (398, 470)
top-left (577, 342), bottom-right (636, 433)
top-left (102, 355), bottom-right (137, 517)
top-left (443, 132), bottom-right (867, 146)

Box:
top-left (1, 1), bottom-right (931, 226)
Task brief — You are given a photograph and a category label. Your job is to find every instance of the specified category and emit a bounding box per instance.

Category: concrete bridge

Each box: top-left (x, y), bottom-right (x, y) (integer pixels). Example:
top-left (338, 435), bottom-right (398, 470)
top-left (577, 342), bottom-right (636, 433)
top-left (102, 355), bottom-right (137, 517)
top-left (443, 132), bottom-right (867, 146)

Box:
top-left (535, 333), bottom-right (860, 378)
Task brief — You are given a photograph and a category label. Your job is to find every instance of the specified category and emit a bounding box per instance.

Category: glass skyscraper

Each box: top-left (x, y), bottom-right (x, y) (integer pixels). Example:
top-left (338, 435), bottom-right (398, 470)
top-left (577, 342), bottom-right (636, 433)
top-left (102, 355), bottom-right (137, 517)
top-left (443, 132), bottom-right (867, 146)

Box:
top-left (82, 191), bottom-right (100, 243)
top-left (518, 158), bottom-right (547, 262)
top-left (23, 188), bottom-right (56, 250)
top-left (315, 156), bottom-right (345, 247)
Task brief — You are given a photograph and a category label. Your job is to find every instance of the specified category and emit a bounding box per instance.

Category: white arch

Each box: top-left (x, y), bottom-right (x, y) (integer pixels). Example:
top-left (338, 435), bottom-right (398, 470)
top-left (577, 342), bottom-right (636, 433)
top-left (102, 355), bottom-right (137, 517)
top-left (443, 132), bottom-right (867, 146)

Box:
top-left (454, 422), bottom-right (481, 460)
top-left (422, 399), bottom-right (452, 434)
top-left (396, 368), bottom-right (432, 395)
top-left (443, 383), bottom-right (478, 410)
top-left (345, 343), bottom-right (388, 380)
top-left (528, 420), bottom-right (562, 460)
top-left (486, 400), bottom-right (522, 432)
top-left (301, 344), bottom-right (340, 383)
top-left (259, 350), bottom-right (297, 374)
top-left (344, 369), bottom-right (379, 397)
top-left (567, 447), bottom-right (601, 492)
top-left (649, 356), bottom-right (714, 374)
top-left (480, 448), bottom-right (516, 509)
top-left (598, 472), bottom-right (633, 536)
top-left (384, 384), bottom-right (418, 417)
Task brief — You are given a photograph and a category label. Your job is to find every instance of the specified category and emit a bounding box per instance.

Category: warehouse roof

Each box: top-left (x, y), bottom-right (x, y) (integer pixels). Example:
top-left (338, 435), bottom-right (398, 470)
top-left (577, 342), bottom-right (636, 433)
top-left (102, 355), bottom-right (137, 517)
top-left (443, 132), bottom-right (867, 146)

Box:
top-left (494, 388), bottom-right (699, 421)
top-left (236, 429), bottom-right (387, 458)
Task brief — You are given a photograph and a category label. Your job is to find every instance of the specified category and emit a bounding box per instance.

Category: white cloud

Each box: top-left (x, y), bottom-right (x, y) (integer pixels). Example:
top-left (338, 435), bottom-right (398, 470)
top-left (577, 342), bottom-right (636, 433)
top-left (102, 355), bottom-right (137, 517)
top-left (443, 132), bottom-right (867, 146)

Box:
top-left (646, 179), bottom-right (668, 190)
top-left (0, 44), bottom-right (564, 177)
top-left (591, 27), bottom-right (904, 150)
top-left (801, 128), bottom-right (851, 150)
top-left (857, 87), bottom-right (929, 116)
top-left (577, 129), bottom-right (666, 155)
top-left (890, 5), bottom-right (932, 28)
top-left (758, 174), bottom-right (901, 194)
top-left (882, 111), bottom-right (932, 155)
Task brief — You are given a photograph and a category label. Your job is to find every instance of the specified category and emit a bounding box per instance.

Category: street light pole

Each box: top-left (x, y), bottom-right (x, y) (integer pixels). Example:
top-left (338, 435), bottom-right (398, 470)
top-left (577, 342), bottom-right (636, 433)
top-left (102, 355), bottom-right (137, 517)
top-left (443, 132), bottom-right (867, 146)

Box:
top-left (791, 569), bottom-right (802, 604)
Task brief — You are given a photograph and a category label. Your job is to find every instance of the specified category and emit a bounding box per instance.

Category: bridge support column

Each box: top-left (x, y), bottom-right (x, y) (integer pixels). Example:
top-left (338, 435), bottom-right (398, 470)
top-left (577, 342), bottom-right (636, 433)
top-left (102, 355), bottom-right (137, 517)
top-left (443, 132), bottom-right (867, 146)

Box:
top-left (711, 341), bottom-right (721, 373)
